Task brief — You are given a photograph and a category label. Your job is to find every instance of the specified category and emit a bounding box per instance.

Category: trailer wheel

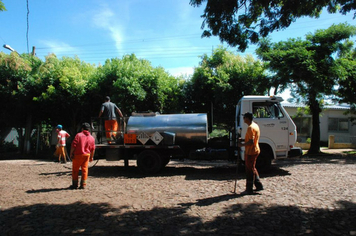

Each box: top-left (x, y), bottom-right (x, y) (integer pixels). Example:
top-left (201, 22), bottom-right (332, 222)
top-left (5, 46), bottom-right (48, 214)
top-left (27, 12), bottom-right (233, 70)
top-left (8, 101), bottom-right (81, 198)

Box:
top-left (137, 150), bottom-right (162, 174)
top-left (256, 145), bottom-right (273, 172)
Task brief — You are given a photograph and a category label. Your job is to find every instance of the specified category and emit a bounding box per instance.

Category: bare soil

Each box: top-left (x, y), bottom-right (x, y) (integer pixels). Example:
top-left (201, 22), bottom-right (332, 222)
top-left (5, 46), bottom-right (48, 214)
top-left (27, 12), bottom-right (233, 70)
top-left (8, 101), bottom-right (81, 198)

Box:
top-left (0, 149), bottom-right (355, 235)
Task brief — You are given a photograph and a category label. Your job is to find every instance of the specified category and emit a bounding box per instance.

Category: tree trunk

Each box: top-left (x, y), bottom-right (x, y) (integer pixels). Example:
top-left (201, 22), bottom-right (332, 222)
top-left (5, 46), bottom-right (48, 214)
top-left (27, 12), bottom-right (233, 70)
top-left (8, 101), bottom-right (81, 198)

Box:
top-left (16, 127), bottom-right (24, 154)
top-left (23, 114), bottom-right (32, 154)
top-left (308, 97), bottom-right (321, 154)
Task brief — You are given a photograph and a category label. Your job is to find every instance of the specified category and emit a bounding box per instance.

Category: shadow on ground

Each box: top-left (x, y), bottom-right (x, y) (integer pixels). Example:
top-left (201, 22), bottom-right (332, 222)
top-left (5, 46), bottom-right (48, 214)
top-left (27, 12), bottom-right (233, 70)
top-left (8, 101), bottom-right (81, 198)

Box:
top-left (33, 152), bottom-right (356, 182)
top-left (77, 162), bottom-right (291, 181)
top-left (1, 198), bottom-right (355, 235)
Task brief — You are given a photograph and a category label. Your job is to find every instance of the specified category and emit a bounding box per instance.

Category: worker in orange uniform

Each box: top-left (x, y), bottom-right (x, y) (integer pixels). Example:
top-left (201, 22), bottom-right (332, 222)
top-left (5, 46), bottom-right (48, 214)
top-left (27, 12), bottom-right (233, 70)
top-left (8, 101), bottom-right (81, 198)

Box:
top-left (69, 123), bottom-right (96, 189)
top-left (98, 96), bottom-right (124, 144)
top-left (238, 112), bottom-right (264, 195)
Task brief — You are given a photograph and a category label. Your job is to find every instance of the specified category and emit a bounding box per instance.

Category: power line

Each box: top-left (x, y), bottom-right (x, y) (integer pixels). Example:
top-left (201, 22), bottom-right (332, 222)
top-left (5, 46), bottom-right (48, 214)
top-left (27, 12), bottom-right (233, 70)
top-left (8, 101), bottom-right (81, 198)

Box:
top-left (33, 13), bottom-right (352, 65)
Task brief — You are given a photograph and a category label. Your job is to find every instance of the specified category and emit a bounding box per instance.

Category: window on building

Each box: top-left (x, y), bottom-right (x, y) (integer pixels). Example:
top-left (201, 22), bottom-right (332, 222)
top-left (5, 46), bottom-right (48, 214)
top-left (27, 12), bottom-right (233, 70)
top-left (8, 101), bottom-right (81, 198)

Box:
top-left (328, 118), bottom-right (349, 132)
top-left (293, 117), bottom-right (311, 136)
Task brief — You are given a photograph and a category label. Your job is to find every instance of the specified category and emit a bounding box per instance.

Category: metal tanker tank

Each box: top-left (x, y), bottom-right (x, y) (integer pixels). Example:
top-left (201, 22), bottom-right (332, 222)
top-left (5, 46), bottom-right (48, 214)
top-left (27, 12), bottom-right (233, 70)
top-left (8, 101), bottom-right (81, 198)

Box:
top-left (126, 113), bottom-right (208, 146)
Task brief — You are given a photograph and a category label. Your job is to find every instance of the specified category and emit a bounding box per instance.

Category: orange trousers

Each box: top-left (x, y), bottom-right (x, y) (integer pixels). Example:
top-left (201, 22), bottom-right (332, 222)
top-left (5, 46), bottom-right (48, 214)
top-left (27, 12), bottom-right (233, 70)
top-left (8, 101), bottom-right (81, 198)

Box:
top-left (57, 146), bottom-right (66, 161)
top-left (245, 154), bottom-right (260, 187)
top-left (72, 154), bottom-right (90, 186)
top-left (104, 120), bottom-right (119, 140)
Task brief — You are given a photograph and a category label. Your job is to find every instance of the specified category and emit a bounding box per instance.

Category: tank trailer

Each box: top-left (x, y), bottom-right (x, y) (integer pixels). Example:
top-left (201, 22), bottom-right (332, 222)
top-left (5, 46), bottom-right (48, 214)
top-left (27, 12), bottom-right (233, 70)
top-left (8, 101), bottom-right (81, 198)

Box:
top-left (92, 95), bottom-right (302, 174)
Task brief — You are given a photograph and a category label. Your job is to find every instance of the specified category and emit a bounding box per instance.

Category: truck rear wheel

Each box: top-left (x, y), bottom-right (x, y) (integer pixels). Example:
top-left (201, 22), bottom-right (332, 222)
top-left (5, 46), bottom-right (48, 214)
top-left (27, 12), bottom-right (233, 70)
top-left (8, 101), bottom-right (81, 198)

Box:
top-left (256, 145), bottom-right (273, 172)
top-left (137, 150), bottom-right (162, 174)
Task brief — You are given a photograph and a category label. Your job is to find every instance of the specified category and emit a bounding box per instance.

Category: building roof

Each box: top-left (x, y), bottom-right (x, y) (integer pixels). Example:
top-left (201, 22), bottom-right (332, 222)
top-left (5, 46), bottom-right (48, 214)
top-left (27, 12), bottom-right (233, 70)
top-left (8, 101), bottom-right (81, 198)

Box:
top-left (281, 102), bottom-right (350, 110)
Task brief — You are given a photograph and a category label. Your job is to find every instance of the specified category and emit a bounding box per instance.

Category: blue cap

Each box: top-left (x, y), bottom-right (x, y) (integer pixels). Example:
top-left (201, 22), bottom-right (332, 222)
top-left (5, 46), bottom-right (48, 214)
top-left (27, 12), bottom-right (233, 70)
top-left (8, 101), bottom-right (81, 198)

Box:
top-left (56, 125), bottom-right (62, 129)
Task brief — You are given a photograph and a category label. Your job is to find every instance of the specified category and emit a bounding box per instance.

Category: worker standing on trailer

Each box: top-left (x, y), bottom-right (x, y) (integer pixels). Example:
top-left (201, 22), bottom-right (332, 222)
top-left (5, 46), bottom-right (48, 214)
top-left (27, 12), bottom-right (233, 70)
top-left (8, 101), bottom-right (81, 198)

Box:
top-left (238, 112), bottom-right (264, 195)
top-left (56, 125), bottom-right (70, 163)
top-left (98, 96), bottom-right (124, 144)
top-left (69, 123), bottom-right (96, 189)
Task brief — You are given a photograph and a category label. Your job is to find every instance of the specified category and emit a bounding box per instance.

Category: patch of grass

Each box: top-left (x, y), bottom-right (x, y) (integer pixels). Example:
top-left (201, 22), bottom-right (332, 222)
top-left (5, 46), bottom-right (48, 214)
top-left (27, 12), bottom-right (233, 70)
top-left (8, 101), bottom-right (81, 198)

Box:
top-left (343, 151), bottom-right (356, 155)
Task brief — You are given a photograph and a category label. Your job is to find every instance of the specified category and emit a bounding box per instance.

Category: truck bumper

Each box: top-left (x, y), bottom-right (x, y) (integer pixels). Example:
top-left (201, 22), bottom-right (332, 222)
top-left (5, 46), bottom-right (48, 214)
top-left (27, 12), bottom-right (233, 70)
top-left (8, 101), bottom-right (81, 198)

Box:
top-left (288, 147), bottom-right (303, 158)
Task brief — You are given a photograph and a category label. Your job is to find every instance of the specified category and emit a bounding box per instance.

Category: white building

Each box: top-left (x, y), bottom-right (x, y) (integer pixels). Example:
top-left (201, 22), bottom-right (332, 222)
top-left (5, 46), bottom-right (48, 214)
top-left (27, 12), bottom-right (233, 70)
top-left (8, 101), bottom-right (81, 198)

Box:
top-left (282, 102), bottom-right (356, 144)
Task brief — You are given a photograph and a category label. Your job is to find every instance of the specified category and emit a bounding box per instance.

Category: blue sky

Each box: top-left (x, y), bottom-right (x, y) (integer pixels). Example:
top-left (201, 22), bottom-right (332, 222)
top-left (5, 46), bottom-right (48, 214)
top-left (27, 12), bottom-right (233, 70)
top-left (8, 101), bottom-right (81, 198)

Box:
top-left (0, 0), bottom-right (354, 80)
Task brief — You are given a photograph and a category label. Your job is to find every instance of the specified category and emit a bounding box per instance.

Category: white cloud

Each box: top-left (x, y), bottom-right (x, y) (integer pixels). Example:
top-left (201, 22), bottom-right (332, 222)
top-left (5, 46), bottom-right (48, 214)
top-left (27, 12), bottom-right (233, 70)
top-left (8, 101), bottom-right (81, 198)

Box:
top-left (166, 66), bottom-right (195, 77)
top-left (92, 4), bottom-right (125, 51)
top-left (39, 40), bottom-right (78, 57)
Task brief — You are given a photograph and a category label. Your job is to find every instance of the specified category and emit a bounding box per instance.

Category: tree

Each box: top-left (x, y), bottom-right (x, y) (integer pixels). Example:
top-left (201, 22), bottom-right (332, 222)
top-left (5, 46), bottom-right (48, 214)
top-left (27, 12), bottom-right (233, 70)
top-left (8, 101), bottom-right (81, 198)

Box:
top-left (94, 54), bottom-right (182, 115)
top-left (256, 23), bottom-right (356, 154)
top-left (336, 47), bottom-right (356, 121)
top-left (34, 54), bottom-right (97, 135)
top-left (190, 0), bottom-right (356, 51)
top-left (0, 0), bottom-right (6, 12)
top-left (184, 46), bottom-right (269, 130)
top-left (0, 52), bottom-right (43, 153)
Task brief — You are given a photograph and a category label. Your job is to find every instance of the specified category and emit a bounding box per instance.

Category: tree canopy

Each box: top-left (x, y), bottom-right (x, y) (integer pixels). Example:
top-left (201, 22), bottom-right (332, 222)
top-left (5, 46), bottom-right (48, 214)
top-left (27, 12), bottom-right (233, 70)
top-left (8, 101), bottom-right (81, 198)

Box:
top-left (0, 51), bottom-right (43, 153)
top-left (0, 52), bottom-right (184, 153)
top-left (94, 54), bottom-right (183, 116)
top-left (190, 0), bottom-right (356, 51)
top-left (0, 0), bottom-right (6, 12)
top-left (256, 23), bottom-right (356, 154)
top-left (185, 46), bottom-right (270, 130)
top-left (336, 47), bottom-right (356, 121)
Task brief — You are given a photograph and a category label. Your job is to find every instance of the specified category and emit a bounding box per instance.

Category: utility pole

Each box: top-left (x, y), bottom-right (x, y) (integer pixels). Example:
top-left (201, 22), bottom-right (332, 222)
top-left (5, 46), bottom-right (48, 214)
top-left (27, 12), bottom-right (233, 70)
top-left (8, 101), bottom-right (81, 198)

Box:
top-left (31, 46), bottom-right (36, 56)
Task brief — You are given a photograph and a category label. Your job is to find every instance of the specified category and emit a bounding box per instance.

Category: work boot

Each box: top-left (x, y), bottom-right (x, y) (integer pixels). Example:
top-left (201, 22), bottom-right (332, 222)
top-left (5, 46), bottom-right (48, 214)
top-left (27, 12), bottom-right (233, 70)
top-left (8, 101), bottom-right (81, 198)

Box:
top-left (240, 189), bottom-right (253, 195)
top-left (79, 180), bottom-right (86, 189)
top-left (254, 178), bottom-right (264, 191)
top-left (241, 182), bottom-right (254, 195)
top-left (69, 180), bottom-right (78, 190)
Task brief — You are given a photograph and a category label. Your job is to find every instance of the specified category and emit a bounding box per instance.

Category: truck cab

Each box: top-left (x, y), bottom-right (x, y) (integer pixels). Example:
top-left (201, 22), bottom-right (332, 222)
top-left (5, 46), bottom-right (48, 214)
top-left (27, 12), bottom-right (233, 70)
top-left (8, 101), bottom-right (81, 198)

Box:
top-left (236, 95), bottom-right (302, 170)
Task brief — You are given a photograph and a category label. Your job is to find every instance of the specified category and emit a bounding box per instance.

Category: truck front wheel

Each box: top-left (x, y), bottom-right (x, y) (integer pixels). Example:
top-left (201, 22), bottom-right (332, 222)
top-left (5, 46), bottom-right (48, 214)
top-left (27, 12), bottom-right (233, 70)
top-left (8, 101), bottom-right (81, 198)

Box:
top-left (137, 150), bottom-right (162, 174)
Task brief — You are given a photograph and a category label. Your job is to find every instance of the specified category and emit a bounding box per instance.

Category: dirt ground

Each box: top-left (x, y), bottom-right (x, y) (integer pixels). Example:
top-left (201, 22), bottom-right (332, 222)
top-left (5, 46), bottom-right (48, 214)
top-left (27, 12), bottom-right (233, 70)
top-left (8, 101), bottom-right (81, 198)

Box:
top-left (0, 149), bottom-right (356, 235)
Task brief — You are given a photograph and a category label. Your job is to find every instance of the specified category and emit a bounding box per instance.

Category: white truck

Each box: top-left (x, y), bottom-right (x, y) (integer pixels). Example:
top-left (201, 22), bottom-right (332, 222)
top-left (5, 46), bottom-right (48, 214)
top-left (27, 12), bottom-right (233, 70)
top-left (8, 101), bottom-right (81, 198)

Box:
top-left (92, 95), bottom-right (302, 174)
top-left (235, 95), bottom-right (301, 170)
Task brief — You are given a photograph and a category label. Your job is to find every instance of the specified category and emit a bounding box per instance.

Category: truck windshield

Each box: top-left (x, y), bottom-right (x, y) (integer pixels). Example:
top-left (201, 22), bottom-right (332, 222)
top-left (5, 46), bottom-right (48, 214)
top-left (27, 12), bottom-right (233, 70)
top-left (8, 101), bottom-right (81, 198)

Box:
top-left (252, 102), bottom-right (284, 119)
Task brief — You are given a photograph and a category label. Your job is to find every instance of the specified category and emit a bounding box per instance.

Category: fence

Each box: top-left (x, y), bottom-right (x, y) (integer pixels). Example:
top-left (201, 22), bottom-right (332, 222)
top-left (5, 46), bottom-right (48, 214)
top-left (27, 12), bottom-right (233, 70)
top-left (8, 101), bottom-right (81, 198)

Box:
top-left (295, 135), bottom-right (356, 149)
top-left (328, 135), bottom-right (356, 149)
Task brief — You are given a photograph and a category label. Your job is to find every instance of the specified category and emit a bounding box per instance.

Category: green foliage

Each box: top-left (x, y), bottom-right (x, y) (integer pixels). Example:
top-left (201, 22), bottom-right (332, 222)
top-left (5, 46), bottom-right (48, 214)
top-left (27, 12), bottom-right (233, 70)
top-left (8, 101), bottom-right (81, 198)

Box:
top-left (0, 0), bottom-right (6, 11)
top-left (32, 54), bottom-right (96, 134)
top-left (190, 0), bottom-right (356, 51)
top-left (0, 52), bottom-right (41, 126)
top-left (209, 128), bottom-right (228, 138)
top-left (335, 46), bottom-right (356, 123)
top-left (0, 52), bottom-right (44, 153)
top-left (184, 46), bottom-right (270, 130)
top-left (95, 54), bottom-right (182, 115)
top-left (256, 23), bottom-right (356, 153)
top-left (306, 138), bottom-right (311, 144)
top-left (292, 107), bottom-right (311, 118)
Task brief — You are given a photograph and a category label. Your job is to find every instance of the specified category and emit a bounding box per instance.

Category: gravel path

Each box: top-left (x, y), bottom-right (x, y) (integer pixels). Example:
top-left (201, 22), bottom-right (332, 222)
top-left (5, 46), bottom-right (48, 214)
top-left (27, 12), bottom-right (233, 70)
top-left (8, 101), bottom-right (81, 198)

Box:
top-left (0, 150), bottom-right (355, 236)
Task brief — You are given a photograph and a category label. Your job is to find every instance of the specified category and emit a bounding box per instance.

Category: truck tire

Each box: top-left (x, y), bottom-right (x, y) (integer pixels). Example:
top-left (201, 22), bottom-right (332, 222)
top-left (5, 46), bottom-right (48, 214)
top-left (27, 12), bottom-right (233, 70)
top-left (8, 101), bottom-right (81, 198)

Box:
top-left (256, 145), bottom-right (273, 172)
top-left (137, 150), bottom-right (162, 174)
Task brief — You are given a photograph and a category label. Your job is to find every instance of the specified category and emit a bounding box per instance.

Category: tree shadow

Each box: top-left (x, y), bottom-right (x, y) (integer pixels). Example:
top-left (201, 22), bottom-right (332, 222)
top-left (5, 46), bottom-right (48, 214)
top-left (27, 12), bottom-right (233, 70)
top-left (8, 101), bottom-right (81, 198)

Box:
top-left (273, 152), bottom-right (356, 168)
top-left (1, 199), bottom-right (355, 235)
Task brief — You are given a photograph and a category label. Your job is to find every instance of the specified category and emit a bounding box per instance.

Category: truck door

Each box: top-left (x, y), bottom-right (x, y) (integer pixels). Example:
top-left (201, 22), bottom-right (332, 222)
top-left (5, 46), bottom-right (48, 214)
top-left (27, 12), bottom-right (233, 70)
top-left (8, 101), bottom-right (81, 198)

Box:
top-left (252, 101), bottom-right (289, 158)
